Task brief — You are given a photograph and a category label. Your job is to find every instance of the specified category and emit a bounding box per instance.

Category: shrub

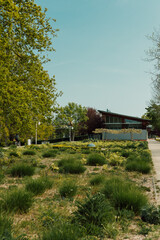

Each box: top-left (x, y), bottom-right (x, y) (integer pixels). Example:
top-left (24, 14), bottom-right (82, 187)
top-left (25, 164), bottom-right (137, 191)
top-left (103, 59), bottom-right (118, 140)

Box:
top-left (1, 188), bottom-right (33, 213)
top-left (41, 222), bottom-right (83, 240)
top-left (141, 205), bottom-right (160, 224)
top-left (58, 158), bottom-right (86, 174)
top-left (42, 150), bottom-right (57, 158)
top-left (9, 151), bottom-right (19, 157)
top-left (126, 160), bottom-right (151, 174)
top-left (90, 175), bottom-right (105, 186)
top-left (108, 153), bottom-right (126, 166)
top-left (103, 177), bottom-right (148, 214)
top-left (10, 163), bottom-right (35, 177)
top-left (25, 177), bottom-right (53, 195)
top-left (22, 150), bottom-right (36, 156)
top-left (59, 180), bottom-right (77, 198)
top-left (87, 153), bottom-right (106, 166)
top-left (73, 192), bottom-right (114, 234)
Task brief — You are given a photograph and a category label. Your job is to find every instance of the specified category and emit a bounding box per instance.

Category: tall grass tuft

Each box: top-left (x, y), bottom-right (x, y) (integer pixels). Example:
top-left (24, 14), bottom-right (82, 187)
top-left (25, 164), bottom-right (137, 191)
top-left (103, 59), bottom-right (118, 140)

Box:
top-left (0, 215), bottom-right (13, 239)
top-left (125, 160), bottom-right (151, 174)
top-left (58, 157), bottom-right (86, 174)
top-left (59, 180), bottom-right (77, 198)
top-left (25, 177), bottom-right (53, 195)
top-left (90, 174), bottom-right (105, 186)
top-left (42, 150), bottom-right (57, 158)
top-left (22, 150), bottom-right (36, 155)
top-left (41, 222), bottom-right (83, 240)
top-left (1, 188), bottom-right (33, 213)
top-left (87, 153), bottom-right (106, 166)
top-left (10, 163), bottom-right (35, 177)
top-left (73, 192), bottom-right (114, 234)
top-left (103, 176), bottom-right (148, 214)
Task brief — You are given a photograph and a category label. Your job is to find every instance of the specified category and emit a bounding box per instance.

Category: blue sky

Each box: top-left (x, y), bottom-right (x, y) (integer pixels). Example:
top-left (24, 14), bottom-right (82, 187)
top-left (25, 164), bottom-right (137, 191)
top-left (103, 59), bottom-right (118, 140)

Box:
top-left (36, 0), bottom-right (160, 117)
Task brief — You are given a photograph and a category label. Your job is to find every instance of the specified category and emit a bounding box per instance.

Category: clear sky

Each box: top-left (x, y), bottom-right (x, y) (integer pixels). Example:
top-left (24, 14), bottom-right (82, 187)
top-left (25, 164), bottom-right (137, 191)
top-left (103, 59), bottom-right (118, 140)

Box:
top-left (36, 0), bottom-right (160, 117)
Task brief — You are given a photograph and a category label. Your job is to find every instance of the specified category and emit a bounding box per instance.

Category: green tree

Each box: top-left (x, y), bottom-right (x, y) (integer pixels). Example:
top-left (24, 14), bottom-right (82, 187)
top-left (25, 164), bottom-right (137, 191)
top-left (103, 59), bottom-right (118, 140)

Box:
top-left (145, 103), bottom-right (160, 132)
top-left (0, 0), bottom-right (59, 144)
top-left (54, 102), bottom-right (88, 141)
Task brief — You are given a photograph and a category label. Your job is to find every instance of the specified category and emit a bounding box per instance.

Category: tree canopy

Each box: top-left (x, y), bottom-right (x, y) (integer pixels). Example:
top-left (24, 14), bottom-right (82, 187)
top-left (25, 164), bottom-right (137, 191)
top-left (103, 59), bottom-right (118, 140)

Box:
top-left (0, 0), bottom-right (59, 144)
top-left (54, 102), bottom-right (88, 141)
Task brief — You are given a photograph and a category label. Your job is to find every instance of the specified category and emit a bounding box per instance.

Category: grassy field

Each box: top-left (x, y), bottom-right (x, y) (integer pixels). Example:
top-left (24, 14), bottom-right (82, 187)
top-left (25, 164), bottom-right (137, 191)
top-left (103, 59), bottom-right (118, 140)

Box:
top-left (0, 140), bottom-right (160, 240)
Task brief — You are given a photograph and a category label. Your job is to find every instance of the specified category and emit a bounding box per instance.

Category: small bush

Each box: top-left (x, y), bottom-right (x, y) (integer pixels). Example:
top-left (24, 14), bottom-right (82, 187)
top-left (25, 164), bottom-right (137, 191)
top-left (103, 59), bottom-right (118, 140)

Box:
top-left (25, 177), bottom-right (53, 195)
top-left (90, 175), bottom-right (105, 186)
top-left (23, 150), bottom-right (36, 156)
top-left (73, 192), bottom-right (114, 234)
top-left (9, 151), bottom-right (19, 157)
top-left (59, 180), bottom-right (77, 198)
top-left (87, 153), bottom-right (106, 166)
top-left (10, 163), bottom-right (35, 177)
top-left (126, 160), bottom-right (151, 174)
top-left (58, 158), bottom-right (86, 174)
top-left (42, 150), bottom-right (57, 158)
top-left (141, 205), bottom-right (160, 224)
top-left (103, 177), bottom-right (148, 214)
top-left (1, 188), bottom-right (33, 213)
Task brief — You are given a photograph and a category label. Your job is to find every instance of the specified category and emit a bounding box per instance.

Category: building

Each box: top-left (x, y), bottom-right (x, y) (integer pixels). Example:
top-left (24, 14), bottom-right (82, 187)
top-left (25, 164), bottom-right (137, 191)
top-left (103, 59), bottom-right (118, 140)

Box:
top-left (97, 110), bottom-right (151, 140)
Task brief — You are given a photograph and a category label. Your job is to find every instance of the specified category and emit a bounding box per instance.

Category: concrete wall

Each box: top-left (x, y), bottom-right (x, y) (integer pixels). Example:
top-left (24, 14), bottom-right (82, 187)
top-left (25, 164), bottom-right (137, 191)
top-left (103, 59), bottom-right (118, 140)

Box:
top-left (102, 130), bottom-right (148, 140)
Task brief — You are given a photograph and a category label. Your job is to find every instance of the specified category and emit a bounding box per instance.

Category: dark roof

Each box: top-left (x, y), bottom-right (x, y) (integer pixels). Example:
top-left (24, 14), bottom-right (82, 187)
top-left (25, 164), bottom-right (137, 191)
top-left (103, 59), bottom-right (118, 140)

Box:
top-left (98, 110), bottom-right (150, 122)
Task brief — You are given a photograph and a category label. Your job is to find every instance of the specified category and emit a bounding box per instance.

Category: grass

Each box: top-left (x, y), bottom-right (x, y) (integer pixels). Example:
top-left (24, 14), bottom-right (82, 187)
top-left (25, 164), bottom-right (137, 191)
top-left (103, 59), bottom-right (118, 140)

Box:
top-left (25, 176), bottom-right (53, 195)
top-left (10, 163), bottom-right (35, 177)
top-left (102, 176), bottom-right (148, 214)
top-left (59, 180), bottom-right (77, 198)
top-left (87, 153), bottom-right (106, 166)
top-left (1, 188), bottom-right (33, 213)
top-left (126, 160), bottom-right (151, 174)
top-left (22, 150), bottom-right (36, 155)
top-left (0, 140), bottom-right (157, 240)
top-left (42, 150), bottom-right (57, 158)
top-left (58, 157), bottom-right (86, 174)
top-left (89, 174), bottom-right (105, 185)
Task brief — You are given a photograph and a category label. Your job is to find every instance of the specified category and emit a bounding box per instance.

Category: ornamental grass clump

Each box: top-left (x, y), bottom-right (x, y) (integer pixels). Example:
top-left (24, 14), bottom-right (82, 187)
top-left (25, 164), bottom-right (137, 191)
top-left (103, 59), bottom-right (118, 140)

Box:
top-left (0, 215), bottom-right (13, 239)
top-left (41, 222), bottom-right (83, 240)
top-left (25, 177), bottom-right (53, 196)
top-left (87, 153), bottom-right (106, 166)
top-left (42, 150), bottom-right (57, 158)
top-left (1, 188), bottom-right (33, 213)
top-left (59, 180), bottom-right (77, 198)
top-left (90, 174), bottom-right (105, 186)
top-left (102, 176), bottom-right (148, 214)
top-left (22, 150), bottom-right (36, 155)
top-left (73, 192), bottom-right (114, 235)
top-left (58, 157), bottom-right (86, 174)
top-left (9, 151), bottom-right (19, 157)
top-left (10, 163), bottom-right (35, 177)
top-left (125, 160), bottom-right (151, 174)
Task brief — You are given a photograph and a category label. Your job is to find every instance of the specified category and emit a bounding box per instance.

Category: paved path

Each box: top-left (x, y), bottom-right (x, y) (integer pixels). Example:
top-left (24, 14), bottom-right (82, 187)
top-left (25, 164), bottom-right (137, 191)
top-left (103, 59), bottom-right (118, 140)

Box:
top-left (148, 139), bottom-right (160, 182)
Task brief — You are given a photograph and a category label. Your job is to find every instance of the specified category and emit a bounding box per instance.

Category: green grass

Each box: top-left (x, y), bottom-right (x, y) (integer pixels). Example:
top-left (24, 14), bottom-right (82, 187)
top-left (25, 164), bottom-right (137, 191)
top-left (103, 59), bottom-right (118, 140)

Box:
top-left (125, 160), bottom-right (151, 174)
top-left (22, 150), bottom-right (36, 156)
top-left (1, 188), bottom-right (33, 213)
top-left (102, 176), bottom-right (148, 214)
top-left (87, 153), bottom-right (106, 166)
top-left (42, 150), bottom-right (57, 158)
top-left (59, 180), bottom-right (77, 198)
top-left (25, 177), bottom-right (53, 195)
top-left (10, 163), bottom-right (35, 177)
top-left (89, 174), bottom-right (105, 186)
top-left (58, 157), bottom-right (86, 174)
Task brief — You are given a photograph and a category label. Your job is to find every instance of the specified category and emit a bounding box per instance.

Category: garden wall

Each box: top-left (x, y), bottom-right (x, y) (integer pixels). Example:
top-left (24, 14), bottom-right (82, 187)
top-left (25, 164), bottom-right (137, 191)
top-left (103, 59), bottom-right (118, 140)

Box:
top-left (102, 130), bottom-right (148, 140)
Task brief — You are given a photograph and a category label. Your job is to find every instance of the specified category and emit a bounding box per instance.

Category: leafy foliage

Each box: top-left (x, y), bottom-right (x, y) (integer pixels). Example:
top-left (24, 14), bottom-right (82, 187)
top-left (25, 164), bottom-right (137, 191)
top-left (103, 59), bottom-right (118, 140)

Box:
top-left (23, 150), bottom-right (36, 156)
top-left (0, 0), bottom-right (59, 143)
top-left (141, 205), bottom-right (160, 224)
